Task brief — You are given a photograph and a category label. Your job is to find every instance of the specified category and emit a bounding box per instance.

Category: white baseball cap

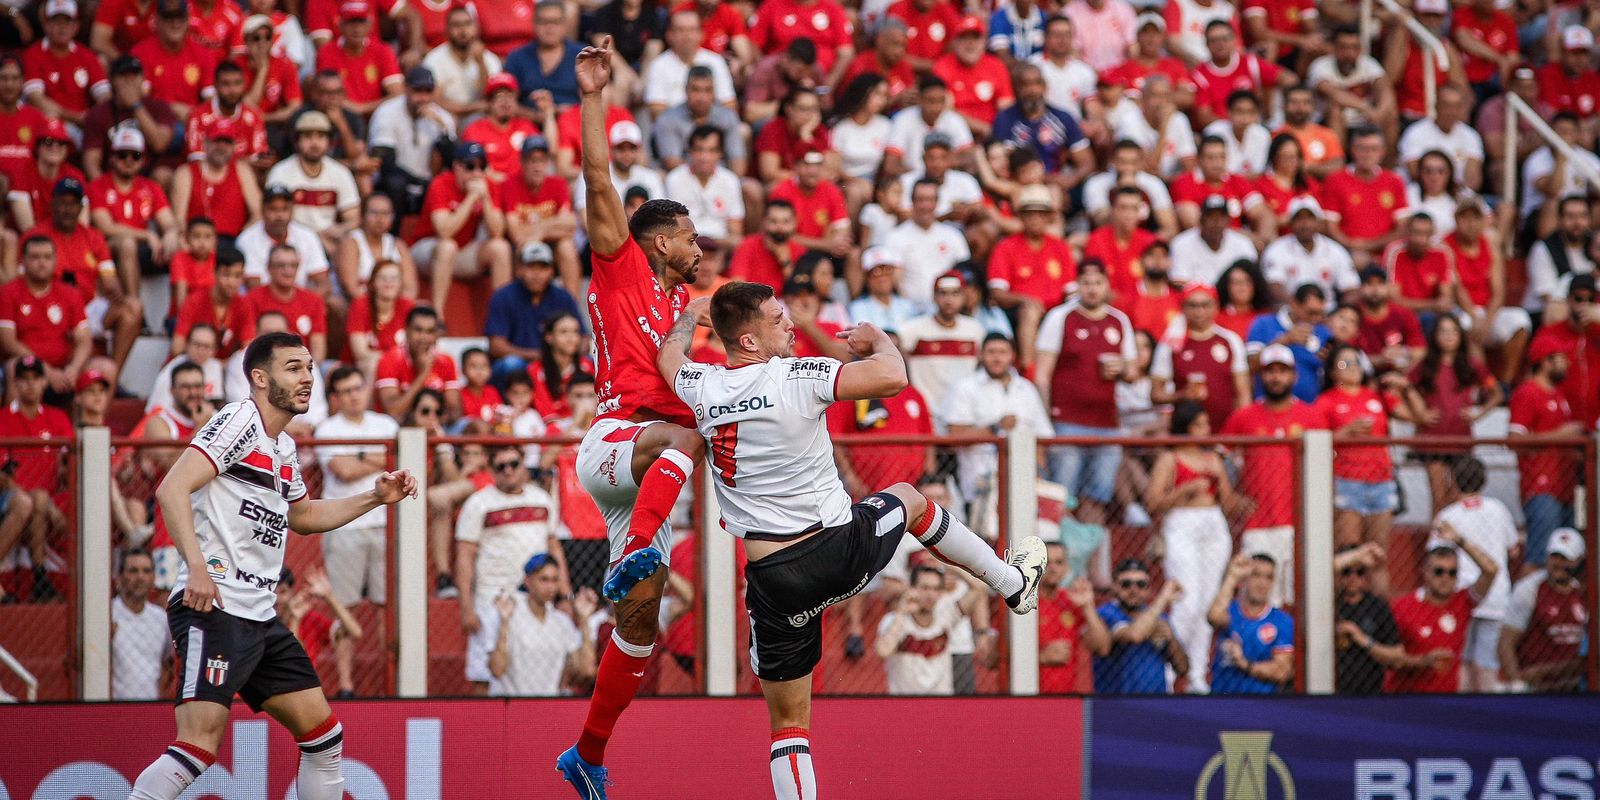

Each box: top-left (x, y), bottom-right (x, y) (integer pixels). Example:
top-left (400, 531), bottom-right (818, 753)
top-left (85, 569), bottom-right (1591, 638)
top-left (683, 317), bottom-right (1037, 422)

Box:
top-left (109, 126), bottom-right (146, 153)
top-left (1136, 11), bottom-right (1165, 31)
top-left (1564, 24), bottom-right (1595, 51)
top-left (1259, 343), bottom-right (1296, 368)
top-left (609, 120), bottom-right (643, 146)
top-left (1548, 528), bottom-right (1586, 561)
top-left (44, 0), bottom-right (77, 18)
top-left (862, 246), bottom-right (902, 271)
top-left (1286, 195), bottom-right (1324, 220)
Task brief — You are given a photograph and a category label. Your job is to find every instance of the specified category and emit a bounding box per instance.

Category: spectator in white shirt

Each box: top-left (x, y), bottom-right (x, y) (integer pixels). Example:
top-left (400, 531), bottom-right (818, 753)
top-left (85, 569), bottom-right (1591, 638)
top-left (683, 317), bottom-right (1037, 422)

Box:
top-left (897, 133), bottom-right (985, 221)
top-left (885, 179), bottom-right (972, 309)
top-left (1169, 196), bottom-right (1260, 287)
top-left (663, 125), bottom-right (744, 254)
top-left (1029, 16), bottom-right (1099, 118)
top-left (643, 11), bottom-right (736, 115)
top-left (421, 8), bottom-right (503, 118)
top-left (899, 270), bottom-right (988, 430)
top-left (264, 111), bottom-right (361, 255)
top-left (146, 324), bottom-right (226, 412)
top-left (111, 549), bottom-right (169, 700)
top-left (1397, 84), bottom-right (1482, 191)
top-left (1524, 194), bottom-right (1596, 313)
top-left (942, 333), bottom-right (1052, 501)
top-left (369, 67), bottom-right (455, 222)
top-left (876, 564), bottom-right (971, 695)
top-left (573, 121), bottom-right (666, 221)
top-left (1202, 90), bottom-right (1271, 177)
top-left (1083, 138), bottom-right (1179, 238)
top-left (236, 185), bottom-right (332, 289)
top-left (1260, 197), bottom-right (1358, 302)
top-left (485, 553), bottom-right (599, 696)
top-left (1305, 24), bottom-right (1398, 145)
top-left (1109, 74), bottom-right (1197, 177)
top-left (1520, 112), bottom-right (1600, 228)
top-left (884, 76), bottom-right (975, 180)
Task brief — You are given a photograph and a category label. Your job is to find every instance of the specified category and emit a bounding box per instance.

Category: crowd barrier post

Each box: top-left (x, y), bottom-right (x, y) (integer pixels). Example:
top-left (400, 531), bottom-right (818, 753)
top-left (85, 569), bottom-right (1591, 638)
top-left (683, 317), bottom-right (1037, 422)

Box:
top-left (78, 426), bottom-right (112, 701)
top-left (395, 427), bottom-right (429, 698)
top-left (1301, 429), bottom-right (1335, 694)
top-left (702, 468), bottom-right (737, 696)
top-left (1006, 426), bottom-right (1040, 696)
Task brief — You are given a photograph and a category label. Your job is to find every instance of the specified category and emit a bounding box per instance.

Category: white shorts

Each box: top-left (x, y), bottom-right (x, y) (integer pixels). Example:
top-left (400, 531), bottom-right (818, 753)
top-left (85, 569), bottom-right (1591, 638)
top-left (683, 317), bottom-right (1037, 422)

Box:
top-left (413, 236), bottom-right (491, 279)
top-left (574, 417), bottom-right (674, 567)
top-left (465, 595), bottom-right (496, 683)
top-left (1457, 307), bottom-right (1533, 346)
top-left (1241, 526), bottom-right (1295, 609)
top-left (85, 295), bottom-right (110, 338)
top-left (1464, 617), bottom-right (1501, 670)
top-left (322, 525), bottom-right (386, 606)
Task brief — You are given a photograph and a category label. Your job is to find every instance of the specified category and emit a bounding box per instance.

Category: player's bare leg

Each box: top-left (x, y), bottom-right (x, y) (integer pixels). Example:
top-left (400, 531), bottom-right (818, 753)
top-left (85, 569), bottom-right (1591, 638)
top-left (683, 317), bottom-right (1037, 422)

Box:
top-left (760, 676), bottom-right (817, 800)
top-left (262, 688), bottom-right (345, 800)
top-left (881, 483), bottom-right (1048, 613)
top-left (600, 423), bottom-right (706, 602)
top-left (127, 701), bottom-right (227, 799)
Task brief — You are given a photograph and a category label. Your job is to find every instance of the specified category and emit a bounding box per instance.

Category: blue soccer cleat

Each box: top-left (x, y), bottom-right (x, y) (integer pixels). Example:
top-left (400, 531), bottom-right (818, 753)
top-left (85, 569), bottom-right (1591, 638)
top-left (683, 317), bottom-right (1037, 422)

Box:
top-left (556, 746), bottom-right (610, 799)
top-left (602, 546), bottom-right (663, 602)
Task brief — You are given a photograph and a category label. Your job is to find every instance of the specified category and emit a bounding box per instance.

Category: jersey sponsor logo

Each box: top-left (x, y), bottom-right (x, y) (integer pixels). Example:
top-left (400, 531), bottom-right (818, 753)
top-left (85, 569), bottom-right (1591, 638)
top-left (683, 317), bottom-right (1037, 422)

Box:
top-left (205, 655), bottom-right (229, 686)
top-left (707, 396), bottom-right (772, 418)
top-left (680, 368), bottom-right (703, 382)
top-left (636, 315), bottom-right (663, 346)
top-left (598, 449), bottom-right (620, 486)
top-left (239, 498), bottom-right (288, 539)
top-left (205, 556), bottom-right (229, 577)
top-left (233, 567), bottom-right (279, 591)
top-left (862, 496), bottom-right (887, 510)
top-left (221, 433), bottom-right (254, 467)
top-left (196, 410), bottom-right (236, 442)
top-left (786, 571), bottom-right (871, 627)
top-left (787, 359), bottom-right (832, 379)
top-left (1257, 622), bottom-right (1278, 645)
top-left (1195, 731), bottom-right (1296, 800)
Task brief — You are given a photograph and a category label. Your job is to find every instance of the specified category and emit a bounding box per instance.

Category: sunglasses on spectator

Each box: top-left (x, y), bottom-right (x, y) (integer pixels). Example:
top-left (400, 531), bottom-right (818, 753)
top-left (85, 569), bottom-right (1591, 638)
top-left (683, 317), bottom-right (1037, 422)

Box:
top-left (1118, 578), bottom-right (1148, 589)
top-left (112, 150), bottom-right (143, 160)
top-left (1340, 566), bottom-right (1367, 577)
top-left (1431, 567), bottom-right (1457, 577)
top-left (493, 460), bottom-right (522, 473)
top-left (247, 32), bottom-right (272, 41)
top-left (459, 160), bottom-right (485, 172)
top-left (1573, 293), bottom-right (1596, 304)
top-left (415, 406), bottom-right (440, 416)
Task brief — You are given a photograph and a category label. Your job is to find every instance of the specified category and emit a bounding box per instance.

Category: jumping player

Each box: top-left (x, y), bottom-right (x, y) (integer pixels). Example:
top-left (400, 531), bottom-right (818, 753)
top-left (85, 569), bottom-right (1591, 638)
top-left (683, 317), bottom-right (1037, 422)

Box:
top-left (657, 283), bottom-right (1048, 799)
top-left (126, 332), bottom-right (417, 800)
top-left (554, 35), bottom-right (710, 798)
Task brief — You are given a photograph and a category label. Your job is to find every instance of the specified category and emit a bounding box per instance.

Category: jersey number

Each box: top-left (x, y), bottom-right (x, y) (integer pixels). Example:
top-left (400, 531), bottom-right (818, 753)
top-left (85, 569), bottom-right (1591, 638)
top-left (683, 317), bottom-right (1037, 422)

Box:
top-left (710, 423), bottom-right (738, 487)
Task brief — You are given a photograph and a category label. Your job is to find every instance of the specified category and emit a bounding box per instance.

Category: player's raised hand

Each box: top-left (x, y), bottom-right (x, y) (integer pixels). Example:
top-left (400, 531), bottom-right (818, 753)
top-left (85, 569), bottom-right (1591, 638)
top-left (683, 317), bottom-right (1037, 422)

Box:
top-left (576, 35), bottom-right (613, 96)
top-left (835, 322), bottom-right (887, 357)
top-left (684, 296), bottom-right (712, 327)
top-left (373, 470), bottom-right (419, 504)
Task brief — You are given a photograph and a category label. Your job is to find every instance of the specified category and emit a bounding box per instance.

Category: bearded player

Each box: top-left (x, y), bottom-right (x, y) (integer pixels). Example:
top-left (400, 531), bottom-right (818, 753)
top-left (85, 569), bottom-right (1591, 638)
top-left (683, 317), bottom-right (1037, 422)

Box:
top-left (658, 283), bottom-right (1047, 799)
top-left (554, 35), bottom-right (710, 798)
top-left (125, 332), bottom-right (417, 800)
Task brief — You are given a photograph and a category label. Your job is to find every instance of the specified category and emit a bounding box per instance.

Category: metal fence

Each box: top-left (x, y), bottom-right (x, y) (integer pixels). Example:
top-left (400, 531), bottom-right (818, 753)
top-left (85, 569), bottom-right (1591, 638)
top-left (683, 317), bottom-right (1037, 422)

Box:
top-left (0, 438), bottom-right (78, 702)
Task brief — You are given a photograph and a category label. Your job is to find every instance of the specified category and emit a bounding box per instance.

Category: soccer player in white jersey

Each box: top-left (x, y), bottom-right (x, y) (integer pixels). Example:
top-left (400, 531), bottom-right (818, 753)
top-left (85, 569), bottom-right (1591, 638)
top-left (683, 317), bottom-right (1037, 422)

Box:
top-left (657, 283), bottom-right (1048, 799)
top-left (126, 332), bottom-right (417, 800)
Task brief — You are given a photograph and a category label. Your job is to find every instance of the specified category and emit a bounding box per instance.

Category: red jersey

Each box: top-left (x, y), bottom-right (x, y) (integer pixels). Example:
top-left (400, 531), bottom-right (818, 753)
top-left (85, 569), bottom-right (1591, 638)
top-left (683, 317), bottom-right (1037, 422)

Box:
top-left (1386, 588), bottom-right (1475, 694)
top-left (795, 319), bottom-right (846, 359)
top-left (1121, 284), bottom-right (1182, 339)
top-left (169, 250), bottom-right (215, 295)
top-left (472, 0), bottom-right (536, 57)
top-left (94, 0), bottom-right (157, 53)
top-left (1171, 170), bottom-right (1263, 228)
top-left (348, 295), bottom-right (413, 356)
top-left (373, 347), bottom-right (462, 391)
top-left (1193, 53), bottom-right (1282, 118)
top-left (500, 174), bottom-right (573, 223)
top-left (886, 0), bottom-right (962, 62)
top-left (9, 163), bottom-right (86, 232)
top-left (673, 1), bottom-right (746, 54)
top-left (179, 161), bottom-right (249, 236)
top-left (1538, 63), bottom-right (1600, 118)
top-left (87, 174), bottom-right (171, 230)
top-left (290, 609), bottom-right (334, 665)
top-left (753, 120), bottom-right (832, 177)
top-left (305, 0), bottom-right (393, 41)
top-left (1516, 581), bottom-right (1586, 669)
top-left (1508, 379), bottom-right (1580, 503)
top-left (397, 0), bottom-right (470, 48)
top-left (1164, 328), bottom-right (1247, 429)
top-left (589, 238), bottom-right (694, 426)
top-left (187, 0), bottom-right (244, 50)
top-left (1443, 231), bottom-right (1493, 307)
top-left (239, 286), bottom-right (327, 341)
top-left (412, 172), bottom-right (496, 247)
top-left (233, 53), bottom-right (302, 115)
top-left (840, 51), bottom-right (916, 100)
top-left (0, 104), bottom-right (50, 181)
top-left (461, 383), bottom-right (504, 423)
top-left (1529, 322), bottom-right (1600, 432)
top-left (1314, 385), bottom-right (1395, 482)
top-left (316, 38), bottom-right (402, 106)
top-left (1354, 303), bottom-right (1424, 358)
top-left (932, 53), bottom-right (1014, 125)
top-left (825, 385), bottom-right (933, 489)
top-left (555, 103), bottom-right (634, 164)
top-left (1214, 306), bottom-right (1256, 341)
top-left (529, 355), bottom-right (594, 419)
top-left (1083, 226), bottom-right (1157, 300)
top-left (0, 403), bottom-right (73, 492)
top-left (767, 179), bottom-right (847, 238)
top-left (1395, 45), bottom-right (1433, 118)
top-left (1242, 0), bottom-right (1315, 42)
top-left (1381, 241), bottom-right (1455, 304)
top-left (1038, 589), bottom-right (1090, 694)
top-left (1221, 400), bottom-right (1326, 527)
top-left (1103, 56), bottom-right (1194, 95)
top-left (0, 278), bottom-right (87, 368)
top-left (988, 233), bottom-right (1077, 309)
top-left (130, 35), bottom-right (218, 108)
top-left (1046, 306), bottom-right (1135, 428)
top-left (174, 287), bottom-right (239, 355)
top-left (726, 235), bottom-right (803, 289)
top-left (1321, 168), bottom-right (1407, 240)
top-left (184, 101), bottom-right (268, 162)
top-left (748, 0), bottom-right (852, 71)
top-left (1452, 7), bottom-right (1518, 84)
top-left (25, 223), bottom-right (112, 304)
top-left (1253, 174), bottom-right (1321, 224)
top-left (21, 41), bottom-right (107, 114)
top-left (463, 116), bottom-right (539, 181)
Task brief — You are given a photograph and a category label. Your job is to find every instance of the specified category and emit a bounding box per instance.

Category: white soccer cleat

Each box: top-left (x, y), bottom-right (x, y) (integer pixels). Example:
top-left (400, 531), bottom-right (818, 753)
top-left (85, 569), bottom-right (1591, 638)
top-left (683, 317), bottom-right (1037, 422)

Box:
top-left (1003, 536), bottom-right (1048, 614)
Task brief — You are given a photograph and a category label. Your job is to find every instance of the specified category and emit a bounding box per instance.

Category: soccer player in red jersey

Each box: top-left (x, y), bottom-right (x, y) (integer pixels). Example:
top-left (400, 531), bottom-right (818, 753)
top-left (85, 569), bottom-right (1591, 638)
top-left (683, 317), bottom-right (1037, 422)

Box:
top-left (554, 37), bottom-right (709, 799)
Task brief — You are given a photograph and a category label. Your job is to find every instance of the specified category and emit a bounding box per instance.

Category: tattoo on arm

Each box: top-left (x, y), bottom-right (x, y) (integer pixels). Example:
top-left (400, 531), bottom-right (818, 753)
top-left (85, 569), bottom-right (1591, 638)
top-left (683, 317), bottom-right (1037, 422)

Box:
top-left (665, 310), bottom-right (698, 355)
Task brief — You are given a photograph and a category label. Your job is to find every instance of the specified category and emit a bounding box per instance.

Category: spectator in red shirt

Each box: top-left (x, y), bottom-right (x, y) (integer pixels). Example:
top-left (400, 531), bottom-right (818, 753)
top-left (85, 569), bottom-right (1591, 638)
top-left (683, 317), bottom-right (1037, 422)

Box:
top-left (182, 61), bottom-right (269, 168)
top-left (27, 177), bottom-right (145, 371)
top-left (174, 247), bottom-right (244, 356)
top-left (1445, 197), bottom-right (1529, 384)
top-left (727, 200), bottom-right (804, 289)
top-left (464, 73), bottom-right (537, 183)
top-left (238, 243), bottom-right (329, 359)
top-left (1191, 21), bottom-right (1295, 127)
top-left (169, 115), bottom-right (261, 242)
top-left (1380, 213), bottom-right (1457, 323)
top-left (346, 258), bottom-right (414, 376)
top-left (0, 356), bottom-right (74, 599)
top-left (1171, 135), bottom-right (1276, 243)
top-left (1450, 0), bottom-right (1519, 98)
top-left (1508, 336), bottom-right (1583, 566)
top-left (1087, 186), bottom-right (1162, 301)
top-left (886, 0), bottom-right (962, 72)
top-left (500, 135), bottom-right (581, 292)
top-left (0, 56), bottom-right (50, 185)
top-left (1353, 265), bottom-right (1426, 374)
top-left (88, 127), bottom-right (182, 282)
top-left (989, 185), bottom-right (1074, 366)
top-left (1530, 275), bottom-right (1600, 430)
top-left (129, 0), bottom-right (219, 120)
top-left (412, 140), bottom-right (513, 324)
top-left (1321, 126), bottom-right (1407, 267)
top-left (91, 0), bottom-right (158, 57)
top-left (932, 16), bottom-right (1015, 139)
top-left (22, 0), bottom-right (110, 127)
top-left (1539, 26), bottom-right (1600, 124)
top-left (826, 368), bottom-right (936, 497)
top-left (767, 150), bottom-right (850, 257)
top-left (1037, 544), bottom-right (1111, 693)
top-left (235, 13), bottom-right (303, 125)
top-left (375, 305), bottom-right (463, 420)
top-left (167, 215), bottom-right (216, 315)
top-left (754, 88), bottom-right (832, 186)
top-left (5, 116), bottom-right (84, 233)
top-left (0, 236), bottom-right (92, 390)
top-left (749, 0), bottom-right (854, 83)
top-left (675, 0), bottom-right (757, 70)
top-left (837, 19), bottom-right (917, 110)
top-left (1386, 525), bottom-right (1498, 693)
top-left (317, 0), bottom-right (403, 114)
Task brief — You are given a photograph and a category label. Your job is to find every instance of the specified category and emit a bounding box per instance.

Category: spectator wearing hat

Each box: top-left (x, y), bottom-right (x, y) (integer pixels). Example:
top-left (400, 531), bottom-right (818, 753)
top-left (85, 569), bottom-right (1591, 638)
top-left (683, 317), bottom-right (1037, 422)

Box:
top-left (88, 126), bottom-right (182, 278)
top-left (79, 56), bottom-right (174, 182)
top-left (1247, 283), bottom-right (1331, 402)
top-left (421, 7), bottom-right (502, 118)
top-left (1093, 558), bottom-right (1188, 693)
top-left (129, 0), bottom-right (218, 120)
top-left (654, 65), bottom-right (748, 175)
top-left (1036, 263), bottom-right (1138, 525)
top-left (1445, 196), bottom-right (1531, 384)
top-left (1151, 282), bottom-right (1251, 429)
top-left (315, 0), bottom-right (403, 114)
top-left (0, 237), bottom-right (92, 392)
top-left (572, 119), bottom-right (665, 223)
top-left (768, 149), bottom-right (848, 255)
top-left (170, 117), bottom-right (262, 243)
top-left (1169, 194), bottom-right (1259, 288)
top-left (1172, 136), bottom-right (1274, 243)
top-left (234, 13), bottom-right (303, 125)
top-left (503, 0), bottom-right (586, 113)
top-left (0, 356), bottom-right (74, 602)
top-left (23, 181), bottom-right (144, 371)
top-left (665, 125), bottom-right (745, 258)
top-left (236, 184), bottom-right (332, 289)
top-left (885, 179), bottom-right (972, 311)
top-left (267, 109), bottom-right (362, 254)
top-left (485, 553), bottom-right (597, 697)
top-left (485, 240), bottom-right (584, 382)
top-left (994, 62), bottom-right (1094, 184)
top-left (933, 16), bottom-right (1015, 139)
top-left (1539, 26), bottom-right (1600, 128)
top-left (1524, 194), bottom-right (1596, 316)
top-left (988, 184), bottom-right (1074, 366)
top-left (1509, 332), bottom-right (1583, 566)
top-left (0, 56), bottom-right (50, 184)
top-left (884, 76), bottom-right (976, 181)
top-left (1306, 25), bottom-right (1397, 148)
top-left (1352, 265), bottom-right (1425, 373)
top-left (848, 246), bottom-right (921, 332)
top-left (899, 270), bottom-right (987, 431)
top-left (183, 62), bottom-right (268, 167)
top-left (943, 331), bottom-right (1050, 501)
top-left (1028, 17), bottom-right (1098, 123)
top-left (498, 135), bottom-right (580, 291)
top-left (1274, 85), bottom-right (1345, 180)
top-left (173, 251), bottom-right (243, 357)
top-left (370, 66), bottom-right (454, 215)
top-left (5, 117), bottom-right (84, 234)
top-left (1322, 126), bottom-right (1409, 268)
top-left (727, 199), bottom-right (804, 289)
top-left (1260, 196), bottom-right (1356, 303)
top-left (464, 73), bottom-right (537, 183)
top-left (22, 0), bottom-right (110, 128)
top-left (411, 140), bottom-right (512, 321)
top-left (1499, 527), bottom-right (1587, 693)
top-left (1083, 140), bottom-right (1179, 242)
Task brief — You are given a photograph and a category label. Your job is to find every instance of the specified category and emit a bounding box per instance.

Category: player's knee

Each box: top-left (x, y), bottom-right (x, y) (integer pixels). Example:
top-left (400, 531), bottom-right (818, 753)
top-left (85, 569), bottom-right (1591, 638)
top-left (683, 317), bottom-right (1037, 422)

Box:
top-left (883, 483), bottom-right (927, 520)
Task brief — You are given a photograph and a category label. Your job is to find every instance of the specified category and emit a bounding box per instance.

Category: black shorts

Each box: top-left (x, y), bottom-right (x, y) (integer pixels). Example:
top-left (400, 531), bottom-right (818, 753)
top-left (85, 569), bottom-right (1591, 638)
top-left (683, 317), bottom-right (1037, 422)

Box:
top-left (744, 492), bottom-right (909, 683)
top-left (168, 598), bottom-right (321, 712)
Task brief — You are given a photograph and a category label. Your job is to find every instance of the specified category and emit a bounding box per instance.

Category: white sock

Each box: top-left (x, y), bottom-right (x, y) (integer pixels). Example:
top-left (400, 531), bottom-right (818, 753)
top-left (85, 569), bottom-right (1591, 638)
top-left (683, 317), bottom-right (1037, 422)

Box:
top-left (769, 727), bottom-right (817, 800)
top-left (129, 743), bottom-right (212, 800)
top-left (911, 500), bottom-right (1025, 598)
top-left (295, 717), bottom-right (345, 800)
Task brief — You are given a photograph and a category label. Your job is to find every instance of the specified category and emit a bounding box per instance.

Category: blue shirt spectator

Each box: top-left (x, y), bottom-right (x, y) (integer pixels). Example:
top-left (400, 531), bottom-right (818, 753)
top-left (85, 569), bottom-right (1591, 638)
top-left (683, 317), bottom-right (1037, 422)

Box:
top-left (992, 94), bottom-right (1086, 174)
top-left (988, 4), bottom-right (1046, 60)
top-left (485, 249), bottom-right (585, 381)
top-left (1245, 302), bottom-right (1331, 403)
top-left (505, 39), bottom-right (586, 109)
top-left (1210, 600), bottom-right (1295, 694)
top-left (1094, 600), bottom-right (1173, 694)
top-left (848, 294), bottom-right (921, 334)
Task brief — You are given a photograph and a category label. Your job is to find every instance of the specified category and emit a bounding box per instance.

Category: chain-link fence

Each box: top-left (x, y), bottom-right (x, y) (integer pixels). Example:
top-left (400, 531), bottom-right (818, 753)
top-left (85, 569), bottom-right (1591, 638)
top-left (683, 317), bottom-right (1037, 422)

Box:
top-left (0, 438), bottom-right (78, 701)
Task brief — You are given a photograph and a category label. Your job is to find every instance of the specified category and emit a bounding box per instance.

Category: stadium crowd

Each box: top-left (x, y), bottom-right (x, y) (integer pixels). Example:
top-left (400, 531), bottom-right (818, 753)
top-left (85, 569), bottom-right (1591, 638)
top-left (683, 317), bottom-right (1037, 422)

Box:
top-left (0, 0), bottom-right (1591, 699)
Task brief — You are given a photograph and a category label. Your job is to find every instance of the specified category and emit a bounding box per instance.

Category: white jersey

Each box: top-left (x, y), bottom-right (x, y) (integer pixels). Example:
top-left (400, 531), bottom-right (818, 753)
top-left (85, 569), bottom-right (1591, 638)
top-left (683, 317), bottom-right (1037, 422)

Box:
top-left (672, 356), bottom-right (853, 539)
top-left (1427, 495), bottom-right (1518, 621)
top-left (455, 484), bottom-right (556, 602)
top-left (169, 400), bottom-right (308, 622)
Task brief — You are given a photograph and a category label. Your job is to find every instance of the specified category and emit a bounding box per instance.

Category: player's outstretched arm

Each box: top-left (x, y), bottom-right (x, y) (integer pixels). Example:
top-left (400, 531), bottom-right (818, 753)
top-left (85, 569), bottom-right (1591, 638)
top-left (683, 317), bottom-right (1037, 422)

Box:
top-left (287, 470), bottom-right (419, 534)
top-left (834, 323), bottom-right (908, 401)
top-left (577, 35), bottom-right (628, 258)
top-left (657, 297), bottom-right (711, 383)
top-left (156, 447), bottom-right (232, 613)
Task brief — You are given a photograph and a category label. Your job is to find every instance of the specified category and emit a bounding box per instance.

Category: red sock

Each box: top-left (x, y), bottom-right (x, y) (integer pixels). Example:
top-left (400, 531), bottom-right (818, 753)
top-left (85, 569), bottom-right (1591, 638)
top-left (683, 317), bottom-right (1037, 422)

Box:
top-left (577, 633), bottom-right (654, 765)
top-left (619, 449), bottom-right (694, 559)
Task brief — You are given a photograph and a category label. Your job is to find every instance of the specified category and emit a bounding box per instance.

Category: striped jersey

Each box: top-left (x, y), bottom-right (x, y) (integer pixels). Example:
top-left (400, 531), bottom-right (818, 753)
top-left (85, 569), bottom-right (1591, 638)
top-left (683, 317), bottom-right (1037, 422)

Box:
top-left (169, 400), bottom-right (307, 621)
